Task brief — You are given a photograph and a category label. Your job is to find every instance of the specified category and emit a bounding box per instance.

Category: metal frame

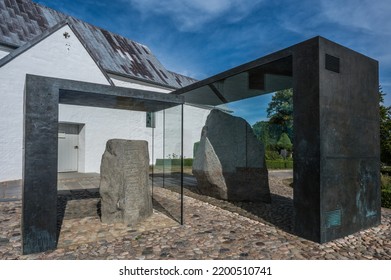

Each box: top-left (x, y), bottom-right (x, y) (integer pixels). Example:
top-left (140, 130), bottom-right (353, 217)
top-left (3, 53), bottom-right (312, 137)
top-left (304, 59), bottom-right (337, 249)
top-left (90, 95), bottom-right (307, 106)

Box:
top-left (22, 35), bottom-right (381, 253)
top-left (174, 36), bottom-right (381, 243)
top-left (22, 75), bottom-right (184, 254)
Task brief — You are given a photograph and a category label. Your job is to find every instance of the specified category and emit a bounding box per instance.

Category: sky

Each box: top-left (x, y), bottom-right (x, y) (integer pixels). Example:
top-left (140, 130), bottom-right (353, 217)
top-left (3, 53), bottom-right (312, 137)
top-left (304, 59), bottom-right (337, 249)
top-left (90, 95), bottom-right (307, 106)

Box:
top-left (36, 0), bottom-right (391, 125)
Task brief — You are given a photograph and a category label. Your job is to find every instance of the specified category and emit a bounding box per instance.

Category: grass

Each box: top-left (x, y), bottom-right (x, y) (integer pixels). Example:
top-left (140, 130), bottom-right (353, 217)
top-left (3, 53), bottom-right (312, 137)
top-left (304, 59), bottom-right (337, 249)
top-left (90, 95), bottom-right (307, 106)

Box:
top-left (266, 160), bottom-right (293, 169)
top-left (150, 165), bottom-right (193, 175)
top-left (381, 173), bottom-right (391, 208)
top-left (381, 173), bottom-right (391, 191)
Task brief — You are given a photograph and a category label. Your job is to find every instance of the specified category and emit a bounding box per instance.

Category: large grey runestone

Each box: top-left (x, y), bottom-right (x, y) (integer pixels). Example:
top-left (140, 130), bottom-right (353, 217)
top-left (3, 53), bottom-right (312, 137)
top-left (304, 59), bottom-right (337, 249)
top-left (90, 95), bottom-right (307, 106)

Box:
top-left (99, 139), bottom-right (152, 225)
top-left (193, 109), bottom-right (271, 202)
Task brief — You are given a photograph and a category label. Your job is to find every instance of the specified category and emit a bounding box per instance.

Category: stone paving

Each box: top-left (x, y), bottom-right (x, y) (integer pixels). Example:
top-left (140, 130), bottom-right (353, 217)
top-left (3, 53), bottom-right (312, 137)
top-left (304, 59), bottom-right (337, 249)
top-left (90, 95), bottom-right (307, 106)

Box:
top-left (0, 172), bottom-right (390, 260)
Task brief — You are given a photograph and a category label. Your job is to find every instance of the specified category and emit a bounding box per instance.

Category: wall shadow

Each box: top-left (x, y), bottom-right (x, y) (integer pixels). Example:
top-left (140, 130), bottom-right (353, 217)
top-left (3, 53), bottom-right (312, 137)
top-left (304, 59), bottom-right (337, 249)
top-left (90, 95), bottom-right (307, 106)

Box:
top-left (56, 189), bottom-right (100, 244)
top-left (153, 173), bottom-right (295, 234)
top-left (152, 198), bottom-right (180, 224)
top-left (233, 194), bottom-right (294, 233)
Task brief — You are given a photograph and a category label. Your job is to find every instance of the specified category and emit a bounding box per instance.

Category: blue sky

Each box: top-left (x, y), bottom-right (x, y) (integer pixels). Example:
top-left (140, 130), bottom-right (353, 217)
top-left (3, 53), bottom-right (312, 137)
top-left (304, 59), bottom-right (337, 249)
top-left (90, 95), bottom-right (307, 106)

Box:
top-left (37, 0), bottom-right (391, 124)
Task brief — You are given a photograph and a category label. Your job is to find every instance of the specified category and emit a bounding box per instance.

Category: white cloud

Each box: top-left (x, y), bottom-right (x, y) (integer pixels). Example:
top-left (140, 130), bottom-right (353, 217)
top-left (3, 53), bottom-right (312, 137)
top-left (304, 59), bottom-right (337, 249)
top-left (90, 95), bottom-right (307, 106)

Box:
top-left (123, 0), bottom-right (264, 31)
top-left (274, 0), bottom-right (391, 96)
top-left (320, 0), bottom-right (391, 35)
top-left (319, 0), bottom-right (391, 95)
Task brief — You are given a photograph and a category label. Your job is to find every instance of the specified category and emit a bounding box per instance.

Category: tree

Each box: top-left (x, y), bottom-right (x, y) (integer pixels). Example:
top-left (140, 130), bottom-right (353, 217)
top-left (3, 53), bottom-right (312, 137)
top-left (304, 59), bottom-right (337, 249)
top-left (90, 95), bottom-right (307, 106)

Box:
top-left (252, 121), bottom-right (271, 148)
top-left (266, 88), bottom-right (293, 139)
top-left (277, 132), bottom-right (292, 151)
top-left (380, 87), bottom-right (391, 165)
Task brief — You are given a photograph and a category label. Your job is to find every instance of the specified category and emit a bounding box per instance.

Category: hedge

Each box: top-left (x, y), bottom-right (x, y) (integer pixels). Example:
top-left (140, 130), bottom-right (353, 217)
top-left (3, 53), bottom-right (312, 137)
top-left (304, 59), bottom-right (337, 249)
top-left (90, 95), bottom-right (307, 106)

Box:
top-left (265, 150), bottom-right (282, 160)
top-left (155, 158), bottom-right (193, 166)
top-left (382, 190), bottom-right (391, 209)
top-left (266, 160), bottom-right (293, 169)
top-left (381, 166), bottom-right (391, 173)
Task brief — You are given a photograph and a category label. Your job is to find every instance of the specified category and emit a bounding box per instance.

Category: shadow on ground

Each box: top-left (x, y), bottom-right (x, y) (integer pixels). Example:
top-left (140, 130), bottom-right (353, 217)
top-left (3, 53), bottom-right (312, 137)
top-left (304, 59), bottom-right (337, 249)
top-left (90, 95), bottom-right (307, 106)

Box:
top-left (155, 174), bottom-right (295, 234)
top-left (55, 188), bottom-right (182, 244)
top-left (56, 190), bottom-right (100, 243)
top-left (55, 173), bottom-right (295, 244)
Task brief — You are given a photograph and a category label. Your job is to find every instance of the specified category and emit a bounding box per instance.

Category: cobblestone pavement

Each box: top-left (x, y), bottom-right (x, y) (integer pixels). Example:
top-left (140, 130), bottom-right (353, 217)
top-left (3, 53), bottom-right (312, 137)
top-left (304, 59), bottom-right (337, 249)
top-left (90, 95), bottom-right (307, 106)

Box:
top-left (0, 173), bottom-right (390, 260)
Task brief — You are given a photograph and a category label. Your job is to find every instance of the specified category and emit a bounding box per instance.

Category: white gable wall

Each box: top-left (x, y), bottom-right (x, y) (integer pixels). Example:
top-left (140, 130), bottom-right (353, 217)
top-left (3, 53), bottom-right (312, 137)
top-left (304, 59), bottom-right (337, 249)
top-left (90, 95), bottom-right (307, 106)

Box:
top-left (0, 24), bottom-right (211, 182)
top-left (58, 105), bottom-right (155, 174)
top-left (0, 25), bottom-right (126, 181)
top-left (110, 73), bottom-right (211, 164)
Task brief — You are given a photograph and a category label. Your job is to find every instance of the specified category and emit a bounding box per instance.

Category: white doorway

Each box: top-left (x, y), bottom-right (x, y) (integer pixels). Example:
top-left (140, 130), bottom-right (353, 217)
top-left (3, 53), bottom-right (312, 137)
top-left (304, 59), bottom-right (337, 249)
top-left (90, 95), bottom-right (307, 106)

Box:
top-left (58, 123), bottom-right (81, 172)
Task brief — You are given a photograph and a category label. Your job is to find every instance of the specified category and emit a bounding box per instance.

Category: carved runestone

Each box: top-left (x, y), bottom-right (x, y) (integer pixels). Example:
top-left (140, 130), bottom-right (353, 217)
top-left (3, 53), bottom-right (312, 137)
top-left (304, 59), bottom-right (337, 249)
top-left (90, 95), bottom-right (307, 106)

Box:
top-left (193, 109), bottom-right (271, 202)
top-left (99, 139), bottom-right (152, 226)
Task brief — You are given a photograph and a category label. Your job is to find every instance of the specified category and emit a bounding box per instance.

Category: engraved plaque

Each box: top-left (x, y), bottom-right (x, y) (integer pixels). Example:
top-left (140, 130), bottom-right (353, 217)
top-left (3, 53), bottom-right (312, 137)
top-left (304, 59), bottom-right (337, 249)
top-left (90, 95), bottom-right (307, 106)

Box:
top-left (325, 209), bottom-right (341, 228)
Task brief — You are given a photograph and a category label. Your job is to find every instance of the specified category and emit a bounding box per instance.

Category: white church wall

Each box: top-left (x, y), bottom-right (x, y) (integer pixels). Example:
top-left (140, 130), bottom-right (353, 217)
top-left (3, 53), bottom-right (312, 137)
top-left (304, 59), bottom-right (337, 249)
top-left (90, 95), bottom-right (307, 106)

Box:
top-left (59, 105), bottom-right (154, 173)
top-left (0, 25), bottom-right (110, 181)
top-left (110, 74), bottom-right (172, 93)
top-left (111, 73), bottom-right (212, 163)
top-left (151, 104), bottom-right (210, 163)
top-left (0, 24), bottom-right (212, 182)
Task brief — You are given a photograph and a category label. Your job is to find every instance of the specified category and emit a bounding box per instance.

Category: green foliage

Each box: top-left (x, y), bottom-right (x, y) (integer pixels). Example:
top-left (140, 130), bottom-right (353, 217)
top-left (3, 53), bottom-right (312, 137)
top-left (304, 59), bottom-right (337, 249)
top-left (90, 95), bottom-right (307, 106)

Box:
top-left (379, 87), bottom-right (391, 165)
top-left (265, 150), bottom-right (282, 160)
top-left (184, 158), bottom-right (193, 166)
top-left (380, 173), bottom-right (391, 208)
top-left (253, 89), bottom-right (294, 152)
top-left (252, 121), bottom-right (288, 150)
top-left (266, 88), bottom-right (293, 139)
top-left (155, 158), bottom-right (193, 166)
top-left (252, 121), bottom-right (271, 148)
top-left (266, 160), bottom-right (293, 169)
top-left (381, 173), bottom-right (391, 191)
top-left (252, 121), bottom-right (264, 138)
top-left (382, 190), bottom-right (391, 208)
top-left (277, 133), bottom-right (292, 151)
top-left (381, 166), bottom-right (391, 174)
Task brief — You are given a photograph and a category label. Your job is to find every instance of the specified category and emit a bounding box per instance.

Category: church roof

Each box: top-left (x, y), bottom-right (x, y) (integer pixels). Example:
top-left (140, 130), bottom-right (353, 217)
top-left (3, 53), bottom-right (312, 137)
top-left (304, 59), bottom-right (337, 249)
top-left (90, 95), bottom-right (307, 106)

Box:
top-left (0, 0), bottom-right (196, 89)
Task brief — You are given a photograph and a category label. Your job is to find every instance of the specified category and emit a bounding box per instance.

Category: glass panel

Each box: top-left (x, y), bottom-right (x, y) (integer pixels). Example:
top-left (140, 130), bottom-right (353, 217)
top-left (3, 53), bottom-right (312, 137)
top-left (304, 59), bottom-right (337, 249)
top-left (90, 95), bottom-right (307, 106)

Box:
top-left (57, 108), bottom-right (157, 246)
top-left (183, 85), bottom-right (225, 106)
top-left (150, 109), bottom-right (164, 207)
top-left (151, 105), bottom-right (183, 225)
top-left (218, 57), bottom-right (293, 103)
top-left (181, 56), bottom-right (293, 107)
top-left (227, 89), bottom-right (294, 170)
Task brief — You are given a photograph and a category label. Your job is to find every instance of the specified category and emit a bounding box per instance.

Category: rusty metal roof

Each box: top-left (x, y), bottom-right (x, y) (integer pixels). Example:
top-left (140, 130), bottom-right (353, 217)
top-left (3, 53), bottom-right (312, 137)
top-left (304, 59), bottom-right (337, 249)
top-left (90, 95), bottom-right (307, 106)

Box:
top-left (0, 0), bottom-right (196, 89)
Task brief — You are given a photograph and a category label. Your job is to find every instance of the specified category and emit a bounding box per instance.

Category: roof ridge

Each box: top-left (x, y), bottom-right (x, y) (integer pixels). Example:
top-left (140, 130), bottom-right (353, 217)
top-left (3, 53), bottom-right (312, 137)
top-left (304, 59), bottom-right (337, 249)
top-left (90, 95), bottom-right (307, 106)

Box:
top-left (0, 0), bottom-right (196, 88)
top-left (0, 19), bottom-right (68, 68)
top-left (167, 70), bottom-right (198, 81)
top-left (0, 0), bottom-right (150, 53)
top-left (32, 0), bottom-right (149, 52)
top-left (30, 0), bottom-right (66, 20)
top-left (0, 18), bottom-right (114, 85)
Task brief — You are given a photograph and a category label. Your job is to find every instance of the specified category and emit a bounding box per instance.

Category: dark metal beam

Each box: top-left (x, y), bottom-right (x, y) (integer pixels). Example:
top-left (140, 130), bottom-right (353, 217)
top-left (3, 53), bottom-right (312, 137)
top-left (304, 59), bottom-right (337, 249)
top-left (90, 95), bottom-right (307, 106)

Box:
top-left (172, 42), bottom-right (297, 95)
top-left (208, 84), bottom-right (228, 103)
top-left (22, 75), bottom-right (185, 254)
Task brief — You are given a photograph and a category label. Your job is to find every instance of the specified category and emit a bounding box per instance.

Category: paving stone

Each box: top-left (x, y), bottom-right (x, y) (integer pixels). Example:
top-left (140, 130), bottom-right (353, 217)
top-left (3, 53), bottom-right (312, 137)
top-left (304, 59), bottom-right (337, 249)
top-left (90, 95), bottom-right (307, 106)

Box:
top-left (1, 173), bottom-right (391, 260)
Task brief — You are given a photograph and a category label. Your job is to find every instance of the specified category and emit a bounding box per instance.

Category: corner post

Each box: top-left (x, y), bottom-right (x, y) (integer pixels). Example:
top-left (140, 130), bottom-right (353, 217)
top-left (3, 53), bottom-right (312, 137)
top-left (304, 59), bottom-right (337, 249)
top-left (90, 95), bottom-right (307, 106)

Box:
top-left (22, 75), bottom-right (58, 254)
top-left (293, 37), bottom-right (380, 243)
